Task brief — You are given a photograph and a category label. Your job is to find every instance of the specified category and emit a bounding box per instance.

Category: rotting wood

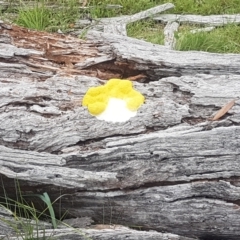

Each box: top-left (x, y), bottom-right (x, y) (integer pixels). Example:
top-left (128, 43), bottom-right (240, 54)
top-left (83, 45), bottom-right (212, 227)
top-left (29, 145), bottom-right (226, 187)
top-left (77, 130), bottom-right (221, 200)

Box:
top-left (154, 13), bottom-right (240, 26)
top-left (2, 22), bottom-right (240, 83)
top-left (1, 21), bottom-right (240, 239)
top-left (87, 31), bottom-right (240, 78)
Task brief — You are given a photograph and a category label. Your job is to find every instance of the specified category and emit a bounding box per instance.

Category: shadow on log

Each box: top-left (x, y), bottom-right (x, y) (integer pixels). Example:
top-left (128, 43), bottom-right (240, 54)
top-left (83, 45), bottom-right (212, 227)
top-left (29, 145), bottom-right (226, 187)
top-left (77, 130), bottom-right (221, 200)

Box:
top-left (1, 21), bottom-right (240, 240)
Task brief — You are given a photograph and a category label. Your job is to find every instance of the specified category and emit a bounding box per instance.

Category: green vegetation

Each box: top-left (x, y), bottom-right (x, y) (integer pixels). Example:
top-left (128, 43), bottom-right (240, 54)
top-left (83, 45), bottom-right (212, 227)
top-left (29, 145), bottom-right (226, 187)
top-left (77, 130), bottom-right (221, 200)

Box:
top-left (127, 19), bottom-right (165, 45)
top-left (14, 0), bottom-right (81, 32)
top-left (89, 0), bottom-right (158, 17)
top-left (175, 24), bottom-right (240, 53)
top-left (0, 187), bottom-right (56, 239)
top-left (24, 192), bottom-right (58, 229)
top-left (0, 182), bottom-right (89, 240)
top-left (1, 0), bottom-right (240, 52)
top-left (168, 0), bottom-right (240, 15)
top-left (16, 3), bottom-right (52, 31)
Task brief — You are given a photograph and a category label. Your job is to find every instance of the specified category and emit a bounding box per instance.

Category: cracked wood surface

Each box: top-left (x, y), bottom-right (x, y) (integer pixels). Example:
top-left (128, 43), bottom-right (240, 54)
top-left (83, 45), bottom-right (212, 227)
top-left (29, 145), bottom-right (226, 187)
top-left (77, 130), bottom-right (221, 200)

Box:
top-left (86, 31), bottom-right (240, 79)
top-left (1, 22), bottom-right (240, 239)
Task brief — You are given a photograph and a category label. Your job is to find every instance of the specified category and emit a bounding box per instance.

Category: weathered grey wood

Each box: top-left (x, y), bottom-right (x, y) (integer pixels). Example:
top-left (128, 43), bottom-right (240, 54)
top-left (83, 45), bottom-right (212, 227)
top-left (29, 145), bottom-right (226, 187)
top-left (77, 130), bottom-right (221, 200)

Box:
top-left (1, 21), bottom-right (240, 239)
top-left (63, 217), bottom-right (93, 228)
top-left (2, 125), bottom-right (240, 239)
top-left (1, 73), bottom-right (240, 239)
top-left (0, 227), bottom-right (197, 240)
top-left (103, 24), bottom-right (127, 36)
top-left (2, 73), bottom-right (240, 152)
top-left (164, 21), bottom-right (179, 49)
top-left (0, 206), bottom-right (15, 235)
top-left (0, 204), bottom-right (196, 239)
top-left (154, 13), bottom-right (240, 26)
top-left (2, 123), bottom-right (240, 185)
top-left (87, 31), bottom-right (240, 78)
top-left (76, 3), bottom-right (174, 36)
top-left (190, 26), bottom-right (215, 33)
top-left (2, 21), bottom-right (240, 80)
top-left (113, 3), bottom-right (174, 25)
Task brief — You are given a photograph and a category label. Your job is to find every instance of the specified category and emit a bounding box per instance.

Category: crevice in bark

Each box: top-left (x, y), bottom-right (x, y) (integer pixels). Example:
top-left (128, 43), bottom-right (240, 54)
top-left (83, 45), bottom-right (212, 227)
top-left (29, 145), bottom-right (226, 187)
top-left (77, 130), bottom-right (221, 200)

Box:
top-left (182, 117), bottom-right (207, 125)
top-left (118, 178), bottom-right (239, 191)
top-left (170, 83), bottom-right (194, 103)
top-left (200, 236), bottom-right (231, 240)
top-left (0, 139), bottom-right (30, 151)
top-left (85, 59), bottom-right (149, 81)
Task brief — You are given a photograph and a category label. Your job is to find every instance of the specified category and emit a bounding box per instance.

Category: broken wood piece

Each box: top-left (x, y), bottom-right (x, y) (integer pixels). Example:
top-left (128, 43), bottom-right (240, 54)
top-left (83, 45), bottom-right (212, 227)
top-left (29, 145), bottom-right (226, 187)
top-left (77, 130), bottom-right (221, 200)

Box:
top-left (105, 4), bottom-right (123, 9)
top-left (210, 99), bottom-right (236, 121)
top-left (103, 3), bottom-right (174, 35)
top-left (154, 14), bottom-right (240, 26)
top-left (164, 21), bottom-right (179, 49)
top-left (76, 3), bottom-right (174, 35)
top-left (87, 31), bottom-right (240, 78)
top-left (190, 26), bottom-right (216, 34)
top-left (119, 3), bottom-right (174, 25)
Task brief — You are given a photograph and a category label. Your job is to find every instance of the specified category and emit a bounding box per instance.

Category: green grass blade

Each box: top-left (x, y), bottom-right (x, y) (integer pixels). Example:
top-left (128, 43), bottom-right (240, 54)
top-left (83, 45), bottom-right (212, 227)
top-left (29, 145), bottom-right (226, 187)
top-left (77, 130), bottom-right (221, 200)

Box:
top-left (30, 192), bottom-right (57, 229)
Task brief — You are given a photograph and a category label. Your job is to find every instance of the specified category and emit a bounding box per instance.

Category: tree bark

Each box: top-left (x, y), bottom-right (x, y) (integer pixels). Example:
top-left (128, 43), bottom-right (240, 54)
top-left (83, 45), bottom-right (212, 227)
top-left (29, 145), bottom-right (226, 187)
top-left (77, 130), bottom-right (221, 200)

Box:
top-left (1, 22), bottom-right (240, 239)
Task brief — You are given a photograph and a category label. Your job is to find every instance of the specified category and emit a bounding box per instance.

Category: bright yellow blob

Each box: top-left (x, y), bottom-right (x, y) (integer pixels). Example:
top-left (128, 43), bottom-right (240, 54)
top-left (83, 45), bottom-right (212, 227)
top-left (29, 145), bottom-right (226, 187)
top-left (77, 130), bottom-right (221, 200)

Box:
top-left (88, 102), bottom-right (107, 115)
top-left (82, 78), bottom-right (145, 116)
top-left (126, 91), bottom-right (145, 111)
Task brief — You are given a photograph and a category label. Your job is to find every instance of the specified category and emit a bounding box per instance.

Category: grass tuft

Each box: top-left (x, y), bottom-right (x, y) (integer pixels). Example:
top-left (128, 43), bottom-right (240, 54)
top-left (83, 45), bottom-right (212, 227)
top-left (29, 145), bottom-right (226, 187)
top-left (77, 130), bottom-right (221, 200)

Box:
top-left (88, 0), bottom-right (160, 18)
top-left (14, 0), bottom-right (81, 32)
top-left (176, 24), bottom-right (240, 53)
top-left (16, 3), bottom-right (52, 31)
top-left (25, 192), bottom-right (58, 229)
top-left (127, 20), bottom-right (165, 45)
top-left (0, 196), bottom-right (52, 240)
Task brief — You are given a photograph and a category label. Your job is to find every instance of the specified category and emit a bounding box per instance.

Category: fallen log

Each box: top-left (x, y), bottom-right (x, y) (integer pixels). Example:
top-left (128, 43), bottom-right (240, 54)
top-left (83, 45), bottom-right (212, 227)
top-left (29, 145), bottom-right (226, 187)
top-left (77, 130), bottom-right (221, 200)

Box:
top-left (1, 21), bottom-right (240, 240)
top-left (154, 13), bottom-right (240, 26)
top-left (75, 3), bottom-right (174, 36)
top-left (0, 205), bottom-right (195, 239)
top-left (0, 225), bottom-right (197, 240)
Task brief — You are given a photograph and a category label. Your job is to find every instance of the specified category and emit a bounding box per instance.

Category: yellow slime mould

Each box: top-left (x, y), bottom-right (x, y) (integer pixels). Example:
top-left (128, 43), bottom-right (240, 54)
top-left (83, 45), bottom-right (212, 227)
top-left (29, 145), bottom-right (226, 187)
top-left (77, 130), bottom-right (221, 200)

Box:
top-left (125, 90), bottom-right (144, 110)
top-left (88, 102), bottom-right (108, 115)
top-left (82, 78), bottom-right (145, 118)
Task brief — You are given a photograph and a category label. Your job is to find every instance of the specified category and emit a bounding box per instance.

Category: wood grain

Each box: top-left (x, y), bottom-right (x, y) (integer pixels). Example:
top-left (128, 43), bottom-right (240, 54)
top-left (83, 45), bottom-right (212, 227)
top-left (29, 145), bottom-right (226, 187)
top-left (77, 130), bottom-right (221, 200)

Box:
top-left (1, 21), bottom-right (240, 239)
